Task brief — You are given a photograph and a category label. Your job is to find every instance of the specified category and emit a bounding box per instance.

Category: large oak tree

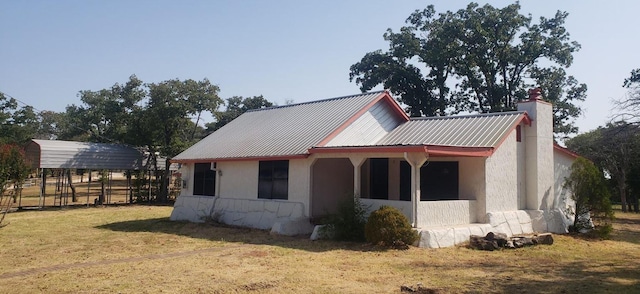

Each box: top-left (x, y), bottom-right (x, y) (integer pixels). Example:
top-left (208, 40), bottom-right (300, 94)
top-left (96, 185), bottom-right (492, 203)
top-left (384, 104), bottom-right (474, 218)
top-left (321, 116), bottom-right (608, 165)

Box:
top-left (350, 2), bottom-right (586, 138)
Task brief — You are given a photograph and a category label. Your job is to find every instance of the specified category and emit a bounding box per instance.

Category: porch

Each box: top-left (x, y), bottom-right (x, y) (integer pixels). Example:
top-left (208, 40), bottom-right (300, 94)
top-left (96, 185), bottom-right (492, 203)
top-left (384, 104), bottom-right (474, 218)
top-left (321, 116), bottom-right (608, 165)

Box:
top-left (309, 152), bottom-right (487, 228)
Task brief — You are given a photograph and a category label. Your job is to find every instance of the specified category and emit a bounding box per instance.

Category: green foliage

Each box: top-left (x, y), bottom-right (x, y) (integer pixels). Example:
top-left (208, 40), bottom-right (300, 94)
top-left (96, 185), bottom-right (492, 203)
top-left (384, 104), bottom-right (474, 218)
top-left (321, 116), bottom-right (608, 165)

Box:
top-left (207, 95), bottom-right (274, 132)
top-left (564, 157), bottom-right (614, 237)
top-left (0, 93), bottom-right (40, 144)
top-left (566, 123), bottom-right (640, 212)
top-left (0, 144), bottom-right (32, 225)
top-left (320, 197), bottom-right (367, 242)
top-left (364, 206), bottom-right (418, 249)
top-left (349, 2), bottom-right (585, 138)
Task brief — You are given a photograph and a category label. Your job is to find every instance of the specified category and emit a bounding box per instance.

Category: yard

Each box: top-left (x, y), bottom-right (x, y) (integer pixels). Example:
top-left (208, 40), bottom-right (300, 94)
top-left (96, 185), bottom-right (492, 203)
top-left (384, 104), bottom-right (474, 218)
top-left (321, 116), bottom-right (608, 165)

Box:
top-left (0, 206), bottom-right (638, 293)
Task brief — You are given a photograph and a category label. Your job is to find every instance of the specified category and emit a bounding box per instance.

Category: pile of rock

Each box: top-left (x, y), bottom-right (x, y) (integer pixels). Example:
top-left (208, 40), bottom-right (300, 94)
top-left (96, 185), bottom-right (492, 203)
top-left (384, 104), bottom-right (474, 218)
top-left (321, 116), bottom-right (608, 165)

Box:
top-left (469, 232), bottom-right (553, 251)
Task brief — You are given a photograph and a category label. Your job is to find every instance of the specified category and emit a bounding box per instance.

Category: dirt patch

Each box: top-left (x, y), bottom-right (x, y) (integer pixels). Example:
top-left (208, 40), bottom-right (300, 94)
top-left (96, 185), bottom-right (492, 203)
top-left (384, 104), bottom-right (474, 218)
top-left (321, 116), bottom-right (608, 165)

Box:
top-left (240, 281), bottom-right (276, 291)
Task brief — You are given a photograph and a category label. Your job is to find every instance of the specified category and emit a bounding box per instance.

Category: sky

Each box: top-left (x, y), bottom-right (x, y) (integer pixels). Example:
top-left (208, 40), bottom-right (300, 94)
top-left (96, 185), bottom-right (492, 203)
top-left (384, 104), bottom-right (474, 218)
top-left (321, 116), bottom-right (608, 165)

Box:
top-left (1, 0), bottom-right (639, 134)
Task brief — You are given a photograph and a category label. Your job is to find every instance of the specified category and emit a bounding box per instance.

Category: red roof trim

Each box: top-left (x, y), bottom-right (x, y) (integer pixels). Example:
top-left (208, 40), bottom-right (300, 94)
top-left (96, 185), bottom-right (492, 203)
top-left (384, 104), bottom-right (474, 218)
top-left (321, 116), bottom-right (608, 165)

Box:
top-left (491, 113), bottom-right (531, 152)
top-left (309, 145), bottom-right (429, 154)
top-left (315, 92), bottom-right (409, 147)
top-left (309, 145), bottom-right (493, 157)
top-left (426, 146), bottom-right (494, 157)
top-left (553, 144), bottom-right (580, 159)
top-left (171, 154), bottom-right (309, 164)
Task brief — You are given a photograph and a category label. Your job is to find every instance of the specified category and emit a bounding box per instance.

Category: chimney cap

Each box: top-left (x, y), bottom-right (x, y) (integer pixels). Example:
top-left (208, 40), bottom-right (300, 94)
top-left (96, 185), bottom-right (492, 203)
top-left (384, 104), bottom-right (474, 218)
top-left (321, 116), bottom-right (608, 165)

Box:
top-left (528, 87), bottom-right (543, 101)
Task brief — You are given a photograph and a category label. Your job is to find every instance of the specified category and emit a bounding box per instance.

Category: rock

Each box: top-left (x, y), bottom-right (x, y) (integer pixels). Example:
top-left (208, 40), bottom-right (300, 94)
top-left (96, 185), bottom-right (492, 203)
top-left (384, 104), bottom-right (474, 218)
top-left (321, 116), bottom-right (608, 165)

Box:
top-left (505, 240), bottom-right (515, 249)
top-left (469, 235), bottom-right (499, 251)
top-left (485, 232), bottom-right (508, 247)
top-left (533, 233), bottom-right (554, 245)
top-left (470, 232), bottom-right (554, 250)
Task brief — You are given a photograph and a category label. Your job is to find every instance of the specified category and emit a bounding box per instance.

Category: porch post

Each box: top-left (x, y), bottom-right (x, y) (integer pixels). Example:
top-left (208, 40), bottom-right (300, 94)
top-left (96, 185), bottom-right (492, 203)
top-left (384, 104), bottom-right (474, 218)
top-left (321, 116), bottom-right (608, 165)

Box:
top-left (349, 156), bottom-right (367, 199)
top-left (404, 152), bottom-right (428, 228)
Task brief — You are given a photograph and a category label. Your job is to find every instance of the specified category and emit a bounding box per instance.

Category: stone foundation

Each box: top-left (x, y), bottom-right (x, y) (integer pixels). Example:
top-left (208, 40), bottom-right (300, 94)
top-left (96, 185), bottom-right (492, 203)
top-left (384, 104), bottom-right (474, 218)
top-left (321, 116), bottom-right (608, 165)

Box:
top-left (170, 195), bottom-right (314, 236)
top-left (170, 195), bottom-right (216, 223)
top-left (416, 209), bottom-right (572, 248)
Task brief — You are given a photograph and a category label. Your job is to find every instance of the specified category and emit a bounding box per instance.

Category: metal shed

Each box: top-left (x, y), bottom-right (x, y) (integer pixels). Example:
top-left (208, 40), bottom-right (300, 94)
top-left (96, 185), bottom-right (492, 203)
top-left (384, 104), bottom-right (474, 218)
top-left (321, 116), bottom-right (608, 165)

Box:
top-left (25, 139), bottom-right (145, 170)
top-left (22, 140), bottom-right (158, 208)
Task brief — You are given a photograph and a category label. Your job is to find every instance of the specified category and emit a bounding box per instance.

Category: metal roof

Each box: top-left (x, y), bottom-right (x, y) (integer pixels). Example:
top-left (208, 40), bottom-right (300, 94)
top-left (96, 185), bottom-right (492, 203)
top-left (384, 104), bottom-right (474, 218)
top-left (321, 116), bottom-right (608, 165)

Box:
top-left (173, 91), bottom-right (387, 161)
top-left (25, 139), bottom-right (145, 170)
top-left (376, 111), bottom-right (526, 148)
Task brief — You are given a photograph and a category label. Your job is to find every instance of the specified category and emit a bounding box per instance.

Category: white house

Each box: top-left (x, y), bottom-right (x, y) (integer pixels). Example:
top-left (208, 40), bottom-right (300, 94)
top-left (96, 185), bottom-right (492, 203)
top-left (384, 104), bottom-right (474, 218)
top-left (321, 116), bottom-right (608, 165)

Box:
top-left (170, 89), bottom-right (578, 248)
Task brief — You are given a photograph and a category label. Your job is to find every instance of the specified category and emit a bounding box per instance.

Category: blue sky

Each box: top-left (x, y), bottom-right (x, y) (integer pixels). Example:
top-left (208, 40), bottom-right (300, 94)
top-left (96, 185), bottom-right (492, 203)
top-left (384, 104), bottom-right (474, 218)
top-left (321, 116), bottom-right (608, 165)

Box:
top-left (1, 1), bottom-right (638, 134)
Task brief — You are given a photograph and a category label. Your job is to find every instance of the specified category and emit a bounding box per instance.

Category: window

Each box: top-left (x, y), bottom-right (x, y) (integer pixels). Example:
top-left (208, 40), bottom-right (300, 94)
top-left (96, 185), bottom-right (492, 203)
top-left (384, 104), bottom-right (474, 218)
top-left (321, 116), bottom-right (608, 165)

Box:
top-left (516, 125), bottom-right (522, 142)
top-left (369, 158), bottom-right (389, 199)
top-left (258, 160), bottom-right (289, 200)
top-left (193, 163), bottom-right (216, 196)
top-left (421, 161), bottom-right (459, 201)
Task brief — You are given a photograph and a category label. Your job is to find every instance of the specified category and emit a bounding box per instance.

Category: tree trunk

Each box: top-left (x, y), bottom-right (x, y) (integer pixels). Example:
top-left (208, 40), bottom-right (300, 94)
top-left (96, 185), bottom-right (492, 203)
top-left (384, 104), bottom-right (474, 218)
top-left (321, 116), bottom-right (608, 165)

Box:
top-left (67, 170), bottom-right (77, 202)
top-left (619, 180), bottom-right (628, 213)
top-left (157, 158), bottom-right (170, 203)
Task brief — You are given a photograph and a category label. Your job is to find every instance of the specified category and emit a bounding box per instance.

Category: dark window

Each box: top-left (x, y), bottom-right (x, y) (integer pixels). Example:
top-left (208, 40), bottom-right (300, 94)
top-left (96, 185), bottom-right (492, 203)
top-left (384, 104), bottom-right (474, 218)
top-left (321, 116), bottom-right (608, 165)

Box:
top-left (369, 158), bottom-right (389, 199)
top-left (193, 163), bottom-right (216, 196)
top-left (258, 160), bottom-right (289, 200)
top-left (399, 161), bottom-right (411, 201)
top-left (421, 161), bottom-right (458, 201)
top-left (516, 125), bottom-right (522, 142)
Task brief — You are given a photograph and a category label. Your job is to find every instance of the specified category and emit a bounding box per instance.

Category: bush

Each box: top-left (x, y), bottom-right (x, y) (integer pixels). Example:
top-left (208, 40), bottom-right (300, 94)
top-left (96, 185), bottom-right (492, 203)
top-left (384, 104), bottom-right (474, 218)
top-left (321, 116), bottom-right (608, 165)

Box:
top-left (320, 197), bottom-right (368, 242)
top-left (365, 206), bottom-right (419, 249)
top-left (564, 157), bottom-right (614, 238)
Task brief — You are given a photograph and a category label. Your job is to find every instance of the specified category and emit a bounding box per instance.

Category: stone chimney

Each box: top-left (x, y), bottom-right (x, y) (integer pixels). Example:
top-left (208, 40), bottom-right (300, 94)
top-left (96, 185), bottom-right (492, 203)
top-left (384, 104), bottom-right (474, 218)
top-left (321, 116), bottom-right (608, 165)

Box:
top-left (517, 88), bottom-right (554, 210)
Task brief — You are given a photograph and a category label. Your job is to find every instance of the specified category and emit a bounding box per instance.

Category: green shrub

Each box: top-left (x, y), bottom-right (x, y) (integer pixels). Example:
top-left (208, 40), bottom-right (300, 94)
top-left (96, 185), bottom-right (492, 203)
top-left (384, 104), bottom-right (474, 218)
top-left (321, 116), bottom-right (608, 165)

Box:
top-left (365, 206), bottom-right (419, 249)
top-left (320, 197), bottom-right (368, 242)
top-left (564, 157), bottom-right (614, 238)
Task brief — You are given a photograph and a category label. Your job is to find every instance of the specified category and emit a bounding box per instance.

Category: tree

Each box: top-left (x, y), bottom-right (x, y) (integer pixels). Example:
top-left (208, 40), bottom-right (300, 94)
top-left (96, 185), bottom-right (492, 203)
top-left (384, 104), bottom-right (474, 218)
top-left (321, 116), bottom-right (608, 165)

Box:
top-left (349, 2), bottom-right (586, 138)
top-left (56, 76), bottom-right (222, 203)
top-left (74, 75), bottom-right (146, 143)
top-left (0, 93), bottom-right (40, 144)
top-left (146, 78), bottom-right (222, 202)
top-left (563, 157), bottom-right (613, 236)
top-left (614, 68), bottom-right (640, 124)
top-left (567, 123), bottom-right (640, 213)
top-left (207, 95), bottom-right (273, 133)
top-left (0, 144), bottom-right (31, 225)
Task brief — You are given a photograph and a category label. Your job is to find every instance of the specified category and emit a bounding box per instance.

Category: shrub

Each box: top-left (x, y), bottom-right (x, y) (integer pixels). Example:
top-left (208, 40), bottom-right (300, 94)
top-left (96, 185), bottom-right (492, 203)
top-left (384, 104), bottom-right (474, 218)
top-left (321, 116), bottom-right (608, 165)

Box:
top-left (365, 206), bottom-right (419, 249)
top-left (320, 197), bottom-right (368, 242)
top-left (564, 157), bottom-right (614, 238)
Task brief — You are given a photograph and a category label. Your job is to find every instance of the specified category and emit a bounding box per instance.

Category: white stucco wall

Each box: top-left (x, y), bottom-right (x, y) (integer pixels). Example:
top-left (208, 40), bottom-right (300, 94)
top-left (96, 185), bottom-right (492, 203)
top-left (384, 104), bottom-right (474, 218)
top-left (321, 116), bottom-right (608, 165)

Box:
top-left (288, 158), bottom-right (312, 216)
top-left (553, 149), bottom-right (576, 214)
top-left (218, 161), bottom-right (259, 199)
top-left (417, 200), bottom-right (477, 227)
top-left (484, 130), bottom-right (519, 218)
top-left (456, 157), bottom-right (485, 201)
top-left (518, 100), bottom-right (555, 210)
top-left (517, 125), bottom-right (527, 209)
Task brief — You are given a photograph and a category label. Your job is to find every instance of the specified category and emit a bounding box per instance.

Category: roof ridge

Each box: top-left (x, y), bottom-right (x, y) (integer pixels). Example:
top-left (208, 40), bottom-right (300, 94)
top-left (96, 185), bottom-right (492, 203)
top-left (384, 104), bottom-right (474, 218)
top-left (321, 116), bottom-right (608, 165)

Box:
top-left (245, 90), bottom-right (385, 113)
top-left (410, 111), bottom-right (525, 121)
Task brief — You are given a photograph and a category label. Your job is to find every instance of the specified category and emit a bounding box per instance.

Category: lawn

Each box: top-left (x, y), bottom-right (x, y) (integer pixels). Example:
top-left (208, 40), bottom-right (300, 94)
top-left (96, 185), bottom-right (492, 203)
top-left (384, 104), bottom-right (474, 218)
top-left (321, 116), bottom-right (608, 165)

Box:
top-left (0, 206), bottom-right (638, 293)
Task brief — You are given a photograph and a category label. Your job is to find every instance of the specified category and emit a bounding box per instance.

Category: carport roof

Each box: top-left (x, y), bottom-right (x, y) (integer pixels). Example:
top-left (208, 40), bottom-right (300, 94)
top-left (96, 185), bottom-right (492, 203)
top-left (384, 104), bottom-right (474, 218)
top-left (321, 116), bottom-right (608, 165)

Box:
top-left (25, 139), bottom-right (145, 170)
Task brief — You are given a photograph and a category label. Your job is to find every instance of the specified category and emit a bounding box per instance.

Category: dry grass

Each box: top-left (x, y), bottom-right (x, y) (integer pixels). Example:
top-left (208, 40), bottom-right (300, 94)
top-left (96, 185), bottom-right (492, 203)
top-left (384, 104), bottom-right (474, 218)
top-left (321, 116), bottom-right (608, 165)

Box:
top-left (0, 206), bottom-right (639, 293)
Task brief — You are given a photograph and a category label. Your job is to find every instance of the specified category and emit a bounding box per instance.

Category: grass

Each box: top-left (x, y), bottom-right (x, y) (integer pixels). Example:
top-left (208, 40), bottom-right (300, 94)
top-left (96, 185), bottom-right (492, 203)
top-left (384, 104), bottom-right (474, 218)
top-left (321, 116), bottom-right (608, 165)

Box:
top-left (0, 206), bottom-right (639, 293)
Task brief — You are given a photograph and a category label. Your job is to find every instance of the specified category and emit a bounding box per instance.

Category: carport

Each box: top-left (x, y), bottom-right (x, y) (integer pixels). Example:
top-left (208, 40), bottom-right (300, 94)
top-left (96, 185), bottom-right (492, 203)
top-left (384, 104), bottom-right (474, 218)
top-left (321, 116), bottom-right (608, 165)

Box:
top-left (24, 139), bottom-right (146, 208)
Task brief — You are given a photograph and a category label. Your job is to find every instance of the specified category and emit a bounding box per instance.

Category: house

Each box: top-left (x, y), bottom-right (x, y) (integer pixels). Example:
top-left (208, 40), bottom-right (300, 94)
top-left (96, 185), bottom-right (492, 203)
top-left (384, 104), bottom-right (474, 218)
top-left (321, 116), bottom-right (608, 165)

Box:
top-left (170, 89), bottom-right (578, 248)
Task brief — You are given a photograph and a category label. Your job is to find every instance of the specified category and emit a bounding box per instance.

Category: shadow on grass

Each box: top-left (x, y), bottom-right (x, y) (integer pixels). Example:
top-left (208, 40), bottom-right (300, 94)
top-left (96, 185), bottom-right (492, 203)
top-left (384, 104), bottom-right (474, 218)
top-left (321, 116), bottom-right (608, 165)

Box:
top-left (410, 257), bottom-right (640, 293)
top-left (96, 217), bottom-right (381, 253)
